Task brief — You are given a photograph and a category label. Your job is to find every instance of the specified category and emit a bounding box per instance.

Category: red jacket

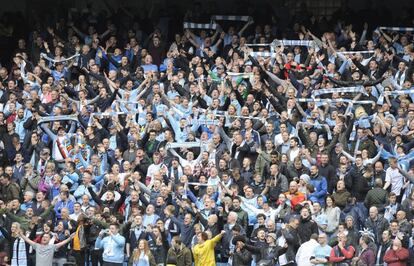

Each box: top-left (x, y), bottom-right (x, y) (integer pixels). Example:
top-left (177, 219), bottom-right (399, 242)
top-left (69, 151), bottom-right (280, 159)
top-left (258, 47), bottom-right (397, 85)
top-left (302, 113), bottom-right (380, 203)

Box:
top-left (383, 248), bottom-right (410, 266)
top-left (329, 244), bottom-right (355, 263)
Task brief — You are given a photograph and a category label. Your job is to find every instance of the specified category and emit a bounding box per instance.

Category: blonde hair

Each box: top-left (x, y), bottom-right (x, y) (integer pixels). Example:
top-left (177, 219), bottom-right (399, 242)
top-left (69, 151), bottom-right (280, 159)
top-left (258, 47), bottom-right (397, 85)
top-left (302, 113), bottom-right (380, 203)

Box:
top-left (193, 223), bottom-right (202, 231)
top-left (132, 240), bottom-right (151, 261)
top-left (355, 106), bottom-right (367, 119)
top-left (11, 222), bottom-right (21, 237)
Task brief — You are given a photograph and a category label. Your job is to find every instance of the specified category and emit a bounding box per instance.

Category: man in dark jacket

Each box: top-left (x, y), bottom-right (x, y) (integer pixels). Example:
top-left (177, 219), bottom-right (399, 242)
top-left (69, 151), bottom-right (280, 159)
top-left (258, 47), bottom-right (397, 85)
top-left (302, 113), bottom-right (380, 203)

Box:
top-left (318, 153), bottom-right (337, 194)
top-left (284, 157), bottom-right (310, 182)
top-left (298, 207), bottom-right (319, 243)
top-left (265, 164), bottom-right (289, 204)
top-left (364, 206), bottom-right (389, 245)
top-left (364, 178), bottom-right (388, 212)
top-left (198, 213), bottom-right (220, 238)
top-left (0, 174), bottom-right (20, 203)
top-left (278, 216), bottom-right (301, 264)
top-left (352, 160), bottom-right (372, 202)
top-left (231, 235), bottom-right (252, 266)
top-left (87, 185), bottom-right (126, 214)
top-left (169, 212), bottom-right (197, 247)
top-left (221, 215), bottom-right (245, 263)
top-left (166, 236), bottom-right (192, 266)
top-left (248, 228), bottom-right (268, 263)
top-left (375, 229), bottom-right (392, 266)
top-left (230, 197), bottom-right (248, 230)
top-left (244, 232), bottom-right (287, 266)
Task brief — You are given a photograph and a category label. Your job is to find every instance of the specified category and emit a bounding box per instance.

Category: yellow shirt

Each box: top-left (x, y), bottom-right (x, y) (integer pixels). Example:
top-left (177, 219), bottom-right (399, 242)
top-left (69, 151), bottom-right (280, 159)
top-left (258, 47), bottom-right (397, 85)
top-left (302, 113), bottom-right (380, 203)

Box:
top-left (192, 233), bottom-right (222, 266)
top-left (73, 226), bottom-right (81, 251)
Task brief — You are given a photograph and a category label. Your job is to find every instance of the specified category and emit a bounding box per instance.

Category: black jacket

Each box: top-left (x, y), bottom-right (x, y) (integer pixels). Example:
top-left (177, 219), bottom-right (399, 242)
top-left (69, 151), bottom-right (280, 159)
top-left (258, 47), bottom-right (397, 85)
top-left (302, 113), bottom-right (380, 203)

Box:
top-left (278, 227), bottom-right (300, 263)
top-left (318, 163), bottom-right (337, 194)
top-left (87, 187), bottom-right (126, 214)
top-left (298, 216), bottom-right (318, 243)
top-left (232, 247), bottom-right (252, 266)
top-left (245, 243), bottom-right (287, 265)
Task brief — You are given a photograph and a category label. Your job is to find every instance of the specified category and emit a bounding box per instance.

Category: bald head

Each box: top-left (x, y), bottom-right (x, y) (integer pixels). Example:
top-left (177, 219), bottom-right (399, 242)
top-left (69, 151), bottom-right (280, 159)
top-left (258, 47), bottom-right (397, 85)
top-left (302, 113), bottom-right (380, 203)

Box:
top-left (392, 238), bottom-right (402, 249)
top-left (228, 211), bottom-right (238, 223)
top-left (208, 214), bottom-right (218, 224)
top-left (369, 206), bottom-right (378, 219)
top-left (289, 181), bottom-right (298, 193)
top-left (396, 210), bottom-right (406, 221)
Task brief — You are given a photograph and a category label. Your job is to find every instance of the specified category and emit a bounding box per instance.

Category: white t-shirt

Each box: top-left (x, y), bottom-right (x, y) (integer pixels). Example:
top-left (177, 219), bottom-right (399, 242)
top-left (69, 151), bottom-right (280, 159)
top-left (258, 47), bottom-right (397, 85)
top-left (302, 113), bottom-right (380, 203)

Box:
top-left (385, 167), bottom-right (404, 196)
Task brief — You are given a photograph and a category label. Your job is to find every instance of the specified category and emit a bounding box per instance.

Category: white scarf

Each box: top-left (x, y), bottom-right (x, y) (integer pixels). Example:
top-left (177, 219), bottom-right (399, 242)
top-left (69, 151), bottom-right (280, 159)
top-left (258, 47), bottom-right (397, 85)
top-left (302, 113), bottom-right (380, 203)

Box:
top-left (394, 70), bottom-right (406, 86)
top-left (169, 165), bottom-right (183, 180)
top-left (12, 237), bottom-right (27, 266)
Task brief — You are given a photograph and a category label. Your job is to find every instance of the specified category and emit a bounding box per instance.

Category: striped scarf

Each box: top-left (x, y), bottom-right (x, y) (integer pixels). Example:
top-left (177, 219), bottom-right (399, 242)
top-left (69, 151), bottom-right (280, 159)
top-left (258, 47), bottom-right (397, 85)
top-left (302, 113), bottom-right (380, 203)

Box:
top-left (338, 50), bottom-right (375, 55)
top-left (169, 165), bottom-right (183, 180)
top-left (276, 39), bottom-right (315, 47)
top-left (312, 86), bottom-right (367, 97)
top-left (91, 111), bottom-right (126, 117)
top-left (12, 237), bottom-right (27, 266)
top-left (183, 22), bottom-right (217, 30)
top-left (249, 51), bottom-right (277, 58)
top-left (211, 15), bottom-right (251, 22)
top-left (226, 72), bottom-right (253, 78)
top-left (40, 53), bottom-right (80, 63)
top-left (196, 119), bottom-right (220, 126)
top-left (385, 88), bottom-right (414, 95)
top-left (199, 108), bottom-right (276, 121)
top-left (245, 43), bottom-right (270, 47)
top-left (187, 182), bottom-right (210, 187)
top-left (378, 26), bottom-right (414, 32)
top-left (89, 111), bottom-right (126, 126)
top-left (354, 115), bottom-right (375, 129)
top-left (296, 98), bottom-right (374, 105)
top-left (167, 142), bottom-right (201, 149)
top-left (394, 70), bottom-right (406, 87)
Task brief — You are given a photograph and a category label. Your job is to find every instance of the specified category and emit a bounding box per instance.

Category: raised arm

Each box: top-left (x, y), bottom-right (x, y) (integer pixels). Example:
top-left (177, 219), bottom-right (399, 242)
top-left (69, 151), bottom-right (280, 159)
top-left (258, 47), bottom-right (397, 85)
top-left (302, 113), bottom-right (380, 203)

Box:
top-left (62, 94), bottom-right (80, 104)
top-left (166, 111), bottom-right (180, 135)
top-left (168, 147), bottom-right (186, 165)
top-left (87, 186), bottom-right (103, 205)
top-left (367, 147), bottom-right (383, 164)
top-left (341, 149), bottom-right (356, 162)
top-left (20, 231), bottom-right (38, 246)
top-left (40, 123), bottom-right (57, 140)
top-left (238, 19), bottom-right (253, 37)
top-left (70, 24), bottom-right (87, 40)
top-left (217, 126), bottom-right (232, 150)
top-left (39, 60), bottom-right (52, 74)
top-left (210, 230), bottom-right (225, 245)
top-left (55, 233), bottom-right (76, 249)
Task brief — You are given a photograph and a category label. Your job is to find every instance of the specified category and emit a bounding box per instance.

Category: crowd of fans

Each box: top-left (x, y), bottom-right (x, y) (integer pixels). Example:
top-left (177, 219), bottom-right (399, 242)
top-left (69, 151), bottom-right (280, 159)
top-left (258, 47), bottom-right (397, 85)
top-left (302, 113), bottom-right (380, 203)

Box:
top-left (0, 4), bottom-right (414, 266)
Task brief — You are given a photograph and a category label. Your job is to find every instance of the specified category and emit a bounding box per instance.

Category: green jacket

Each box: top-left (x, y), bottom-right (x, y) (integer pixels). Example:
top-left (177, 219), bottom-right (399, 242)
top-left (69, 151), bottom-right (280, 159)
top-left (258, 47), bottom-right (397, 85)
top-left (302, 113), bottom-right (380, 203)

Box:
top-left (166, 244), bottom-right (193, 266)
top-left (0, 204), bottom-right (54, 231)
top-left (364, 187), bottom-right (388, 212)
top-left (254, 151), bottom-right (271, 176)
top-left (233, 207), bottom-right (249, 229)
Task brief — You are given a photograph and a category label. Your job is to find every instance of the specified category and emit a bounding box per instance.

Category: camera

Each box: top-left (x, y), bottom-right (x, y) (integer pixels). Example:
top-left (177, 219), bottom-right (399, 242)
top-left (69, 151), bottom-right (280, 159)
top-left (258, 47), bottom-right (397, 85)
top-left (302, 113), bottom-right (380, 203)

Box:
top-left (101, 229), bottom-right (110, 237)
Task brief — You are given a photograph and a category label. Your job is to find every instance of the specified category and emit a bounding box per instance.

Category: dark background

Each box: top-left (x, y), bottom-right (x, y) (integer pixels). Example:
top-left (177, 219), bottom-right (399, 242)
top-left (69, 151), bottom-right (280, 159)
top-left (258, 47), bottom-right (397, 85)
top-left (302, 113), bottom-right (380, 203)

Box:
top-left (0, 0), bottom-right (413, 65)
